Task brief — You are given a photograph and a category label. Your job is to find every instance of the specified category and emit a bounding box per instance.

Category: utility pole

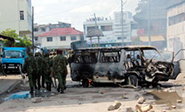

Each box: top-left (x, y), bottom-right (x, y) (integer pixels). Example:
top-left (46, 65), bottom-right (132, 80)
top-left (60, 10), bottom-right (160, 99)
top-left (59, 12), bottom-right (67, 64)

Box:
top-left (32, 6), bottom-right (35, 53)
top-left (121, 0), bottom-right (124, 46)
top-left (94, 13), bottom-right (100, 47)
top-left (148, 0), bottom-right (151, 45)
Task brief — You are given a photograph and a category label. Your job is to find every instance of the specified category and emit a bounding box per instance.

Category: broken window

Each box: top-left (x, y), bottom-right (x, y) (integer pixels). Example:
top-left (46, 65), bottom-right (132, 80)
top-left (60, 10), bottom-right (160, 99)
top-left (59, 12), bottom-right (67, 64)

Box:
top-left (100, 51), bottom-right (120, 63)
top-left (73, 52), bottom-right (97, 64)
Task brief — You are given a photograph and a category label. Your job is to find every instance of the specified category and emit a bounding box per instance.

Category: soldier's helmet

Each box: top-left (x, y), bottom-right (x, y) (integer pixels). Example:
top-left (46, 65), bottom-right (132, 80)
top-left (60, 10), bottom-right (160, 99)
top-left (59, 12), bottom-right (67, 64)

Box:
top-left (35, 52), bottom-right (41, 57)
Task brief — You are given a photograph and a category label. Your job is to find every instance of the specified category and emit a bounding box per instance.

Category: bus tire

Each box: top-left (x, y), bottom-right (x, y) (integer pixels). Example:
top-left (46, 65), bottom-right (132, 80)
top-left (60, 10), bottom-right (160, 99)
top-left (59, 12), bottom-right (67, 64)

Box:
top-left (82, 79), bottom-right (89, 87)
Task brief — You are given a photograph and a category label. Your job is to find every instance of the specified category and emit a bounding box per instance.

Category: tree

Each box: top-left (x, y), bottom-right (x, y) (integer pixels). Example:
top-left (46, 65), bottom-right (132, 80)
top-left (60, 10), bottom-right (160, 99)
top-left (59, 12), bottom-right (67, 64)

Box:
top-left (1, 28), bottom-right (32, 47)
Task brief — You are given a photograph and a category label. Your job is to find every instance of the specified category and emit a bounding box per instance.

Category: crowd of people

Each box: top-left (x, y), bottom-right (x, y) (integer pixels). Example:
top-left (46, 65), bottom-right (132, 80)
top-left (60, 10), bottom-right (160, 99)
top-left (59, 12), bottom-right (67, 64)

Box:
top-left (22, 50), bottom-right (68, 94)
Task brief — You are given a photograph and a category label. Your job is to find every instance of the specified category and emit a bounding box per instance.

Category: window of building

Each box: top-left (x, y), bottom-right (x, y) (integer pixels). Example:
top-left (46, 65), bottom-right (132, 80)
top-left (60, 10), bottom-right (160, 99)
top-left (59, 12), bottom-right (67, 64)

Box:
top-left (117, 37), bottom-right (122, 40)
top-left (71, 36), bottom-right (76, 40)
top-left (47, 37), bottom-right (52, 42)
top-left (169, 13), bottom-right (185, 26)
top-left (101, 25), bottom-right (113, 31)
top-left (60, 36), bottom-right (66, 41)
top-left (41, 27), bottom-right (46, 32)
top-left (87, 26), bottom-right (98, 31)
top-left (35, 37), bottom-right (38, 41)
top-left (34, 28), bottom-right (38, 32)
top-left (20, 11), bottom-right (24, 20)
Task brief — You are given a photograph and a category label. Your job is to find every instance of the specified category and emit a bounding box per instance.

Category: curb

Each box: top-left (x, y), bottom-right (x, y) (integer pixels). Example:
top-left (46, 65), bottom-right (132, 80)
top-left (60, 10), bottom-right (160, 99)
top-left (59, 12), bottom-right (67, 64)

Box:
top-left (7, 80), bottom-right (22, 93)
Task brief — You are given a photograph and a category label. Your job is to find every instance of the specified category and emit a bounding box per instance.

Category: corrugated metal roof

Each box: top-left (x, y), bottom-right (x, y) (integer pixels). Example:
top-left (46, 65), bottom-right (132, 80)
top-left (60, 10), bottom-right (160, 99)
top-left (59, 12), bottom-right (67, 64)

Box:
top-left (39, 27), bottom-right (83, 37)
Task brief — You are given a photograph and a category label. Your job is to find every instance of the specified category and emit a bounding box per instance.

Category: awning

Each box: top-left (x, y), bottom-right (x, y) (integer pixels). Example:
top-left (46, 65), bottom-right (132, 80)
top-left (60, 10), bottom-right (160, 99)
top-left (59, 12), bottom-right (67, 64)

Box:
top-left (140, 35), bottom-right (165, 42)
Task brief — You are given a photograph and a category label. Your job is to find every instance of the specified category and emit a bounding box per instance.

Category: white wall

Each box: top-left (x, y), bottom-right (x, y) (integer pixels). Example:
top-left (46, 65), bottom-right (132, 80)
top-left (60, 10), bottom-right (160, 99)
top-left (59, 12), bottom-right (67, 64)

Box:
top-left (0, 0), bottom-right (32, 35)
top-left (167, 3), bottom-right (185, 52)
top-left (40, 35), bottom-right (81, 49)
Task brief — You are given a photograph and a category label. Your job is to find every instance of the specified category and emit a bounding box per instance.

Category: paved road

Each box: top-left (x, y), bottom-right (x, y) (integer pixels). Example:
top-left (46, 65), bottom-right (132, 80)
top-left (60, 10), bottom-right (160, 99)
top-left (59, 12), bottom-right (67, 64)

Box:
top-left (0, 74), bottom-right (22, 95)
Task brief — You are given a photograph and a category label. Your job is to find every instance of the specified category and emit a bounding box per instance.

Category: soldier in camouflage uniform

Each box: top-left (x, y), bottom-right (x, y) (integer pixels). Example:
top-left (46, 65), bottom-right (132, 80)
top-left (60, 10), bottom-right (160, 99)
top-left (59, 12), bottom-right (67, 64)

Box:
top-left (35, 52), bottom-right (44, 90)
top-left (53, 50), bottom-right (68, 93)
top-left (23, 52), bottom-right (37, 93)
top-left (43, 52), bottom-right (52, 91)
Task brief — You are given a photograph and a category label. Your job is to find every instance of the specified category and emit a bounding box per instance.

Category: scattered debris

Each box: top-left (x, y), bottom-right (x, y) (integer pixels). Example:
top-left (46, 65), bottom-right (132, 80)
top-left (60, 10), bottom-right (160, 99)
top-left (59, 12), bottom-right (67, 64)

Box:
top-left (136, 104), bottom-right (153, 112)
top-left (114, 101), bottom-right (122, 109)
top-left (3, 91), bottom-right (30, 101)
top-left (137, 97), bottom-right (146, 104)
top-left (171, 105), bottom-right (176, 109)
top-left (31, 97), bottom-right (42, 103)
top-left (108, 101), bottom-right (122, 111)
top-left (99, 90), bottom-right (105, 94)
top-left (108, 105), bottom-right (115, 111)
top-left (177, 99), bottom-right (182, 103)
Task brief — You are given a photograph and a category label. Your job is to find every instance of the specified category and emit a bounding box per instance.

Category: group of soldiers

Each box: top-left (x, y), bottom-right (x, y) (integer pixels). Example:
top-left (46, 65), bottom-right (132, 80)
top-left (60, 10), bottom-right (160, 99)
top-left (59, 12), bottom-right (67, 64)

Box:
top-left (22, 50), bottom-right (68, 94)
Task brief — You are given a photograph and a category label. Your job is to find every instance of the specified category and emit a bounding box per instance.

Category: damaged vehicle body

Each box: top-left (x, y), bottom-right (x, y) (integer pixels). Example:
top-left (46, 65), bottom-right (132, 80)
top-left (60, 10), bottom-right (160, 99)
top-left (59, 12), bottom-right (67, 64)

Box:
top-left (69, 46), bottom-right (184, 87)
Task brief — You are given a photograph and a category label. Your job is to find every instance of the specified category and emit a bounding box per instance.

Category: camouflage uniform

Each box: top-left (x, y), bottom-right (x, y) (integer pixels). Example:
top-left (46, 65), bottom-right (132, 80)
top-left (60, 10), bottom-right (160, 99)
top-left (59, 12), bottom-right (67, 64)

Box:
top-left (53, 53), bottom-right (68, 93)
top-left (43, 52), bottom-right (52, 91)
top-left (23, 52), bottom-right (37, 93)
top-left (35, 52), bottom-right (44, 89)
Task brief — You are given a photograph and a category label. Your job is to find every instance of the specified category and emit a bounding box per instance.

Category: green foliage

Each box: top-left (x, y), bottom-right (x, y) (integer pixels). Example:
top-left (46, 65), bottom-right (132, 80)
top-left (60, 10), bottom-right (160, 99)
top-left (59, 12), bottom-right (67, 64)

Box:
top-left (1, 28), bottom-right (32, 47)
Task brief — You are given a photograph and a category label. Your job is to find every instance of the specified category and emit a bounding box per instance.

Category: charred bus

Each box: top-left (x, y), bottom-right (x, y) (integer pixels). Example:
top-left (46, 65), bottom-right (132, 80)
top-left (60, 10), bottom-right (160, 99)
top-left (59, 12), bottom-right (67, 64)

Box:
top-left (69, 46), bottom-right (183, 87)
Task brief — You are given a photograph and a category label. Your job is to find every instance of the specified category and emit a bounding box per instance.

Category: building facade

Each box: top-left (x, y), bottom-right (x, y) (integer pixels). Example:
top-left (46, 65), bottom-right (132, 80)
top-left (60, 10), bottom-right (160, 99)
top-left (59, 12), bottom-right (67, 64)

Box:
top-left (167, 1), bottom-right (185, 54)
top-left (83, 17), bottom-right (114, 47)
top-left (33, 22), bottom-right (71, 46)
top-left (38, 27), bottom-right (83, 50)
top-left (0, 0), bottom-right (32, 36)
top-left (113, 11), bottom-right (133, 45)
top-left (83, 12), bottom-right (133, 47)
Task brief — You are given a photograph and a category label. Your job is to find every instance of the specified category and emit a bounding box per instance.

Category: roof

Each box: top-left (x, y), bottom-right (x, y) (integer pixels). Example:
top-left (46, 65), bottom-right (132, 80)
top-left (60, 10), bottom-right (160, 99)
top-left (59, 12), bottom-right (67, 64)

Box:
top-left (167, 0), bottom-right (185, 9)
top-left (74, 45), bottom-right (157, 51)
top-left (39, 27), bottom-right (83, 37)
top-left (0, 34), bottom-right (15, 42)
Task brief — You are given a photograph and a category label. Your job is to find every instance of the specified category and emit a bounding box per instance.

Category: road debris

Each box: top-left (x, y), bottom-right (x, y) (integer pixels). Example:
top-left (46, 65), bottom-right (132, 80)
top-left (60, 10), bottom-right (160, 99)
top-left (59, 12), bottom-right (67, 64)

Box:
top-left (108, 101), bottom-right (122, 111)
top-left (136, 104), bottom-right (153, 112)
top-left (137, 97), bottom-right (146, 104)
top-left (31, 97), bottom-right (42, 103)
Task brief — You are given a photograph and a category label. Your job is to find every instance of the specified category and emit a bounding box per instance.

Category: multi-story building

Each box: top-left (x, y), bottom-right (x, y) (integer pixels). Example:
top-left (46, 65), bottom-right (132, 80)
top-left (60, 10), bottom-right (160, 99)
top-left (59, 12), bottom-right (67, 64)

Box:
top-left (38, 27), bottom-right (83, 50)
top-left (33, 22), bottom-right (71, 46)
top-left (83, 17), bottom-right (114, 47)
top-left (113, 11), bottom-right (133, 45)
top-left (167, 1), bottom-right (185, 54)
top-left (0, 0), bottom-right (32, 36)
top-left (83, 12), bottom-right (133, 47)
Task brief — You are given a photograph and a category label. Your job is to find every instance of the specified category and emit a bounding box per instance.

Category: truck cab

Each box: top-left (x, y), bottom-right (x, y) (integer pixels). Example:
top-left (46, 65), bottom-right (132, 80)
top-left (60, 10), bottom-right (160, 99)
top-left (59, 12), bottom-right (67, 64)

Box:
top-left (1, 47), bottom-right (27, 73)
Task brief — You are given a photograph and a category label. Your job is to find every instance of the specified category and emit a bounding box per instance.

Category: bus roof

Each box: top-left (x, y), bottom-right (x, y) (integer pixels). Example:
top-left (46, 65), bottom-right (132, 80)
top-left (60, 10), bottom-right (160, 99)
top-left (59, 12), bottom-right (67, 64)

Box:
top-left (74, 45), bottom-right (157, 51)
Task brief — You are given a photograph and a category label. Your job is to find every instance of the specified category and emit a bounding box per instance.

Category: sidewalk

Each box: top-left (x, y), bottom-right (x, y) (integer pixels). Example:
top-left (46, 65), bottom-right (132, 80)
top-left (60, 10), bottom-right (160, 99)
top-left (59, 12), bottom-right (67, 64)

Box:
top-left (0, 74), bottom-right (22, 95)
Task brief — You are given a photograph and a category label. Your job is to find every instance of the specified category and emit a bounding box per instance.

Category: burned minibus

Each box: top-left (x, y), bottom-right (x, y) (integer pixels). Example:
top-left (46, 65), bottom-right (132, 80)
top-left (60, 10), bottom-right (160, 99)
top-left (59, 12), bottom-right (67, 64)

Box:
top-left (69, 46), bottom-right (183, 87)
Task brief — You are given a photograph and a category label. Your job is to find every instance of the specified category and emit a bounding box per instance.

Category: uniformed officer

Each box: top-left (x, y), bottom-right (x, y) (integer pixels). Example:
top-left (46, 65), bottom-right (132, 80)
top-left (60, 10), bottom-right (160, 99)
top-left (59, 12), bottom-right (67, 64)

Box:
top-left (23, 52), bottom-right (37, 93)
top-left (52, 50), bottom-right (68, 93)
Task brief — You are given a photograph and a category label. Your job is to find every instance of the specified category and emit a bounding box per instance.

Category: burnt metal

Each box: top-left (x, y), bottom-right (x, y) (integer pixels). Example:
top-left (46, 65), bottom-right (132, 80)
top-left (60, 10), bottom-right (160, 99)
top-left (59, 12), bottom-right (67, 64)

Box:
top-left (69, 46), bottom-right (182, 87)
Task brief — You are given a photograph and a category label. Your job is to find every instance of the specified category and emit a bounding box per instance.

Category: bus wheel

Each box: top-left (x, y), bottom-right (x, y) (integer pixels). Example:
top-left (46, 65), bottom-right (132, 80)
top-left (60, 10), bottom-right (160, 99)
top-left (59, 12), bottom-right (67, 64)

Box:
top-left (82, 79), bottom-right (89, 87)
top-left (127, 75), bottom-right (138, 87)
